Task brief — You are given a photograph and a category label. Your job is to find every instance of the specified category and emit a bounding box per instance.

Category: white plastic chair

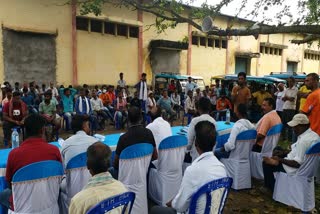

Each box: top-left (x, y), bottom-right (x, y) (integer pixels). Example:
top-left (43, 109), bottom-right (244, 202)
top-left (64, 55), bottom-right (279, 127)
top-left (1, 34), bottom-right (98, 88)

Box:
top-left (220, 130), bottom-right (257, 190)
top-left (118, 143), bottom-right (153, 214)
top-left (250, 124), bottom-right (283, 179)
top-left (8, 160), bottom-right (63, 214)
top-left (273, 142), bottom-right (320, 212)
top-left (148, 135), bottom-right (187, 205)
top-left (59, 152), bottom-right (91, 214)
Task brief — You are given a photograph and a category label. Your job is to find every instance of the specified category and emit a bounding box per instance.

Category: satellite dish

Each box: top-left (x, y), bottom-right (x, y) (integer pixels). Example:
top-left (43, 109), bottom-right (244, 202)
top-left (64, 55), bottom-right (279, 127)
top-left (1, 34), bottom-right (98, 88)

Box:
top-left (202, 16), bottom-right (217, 32)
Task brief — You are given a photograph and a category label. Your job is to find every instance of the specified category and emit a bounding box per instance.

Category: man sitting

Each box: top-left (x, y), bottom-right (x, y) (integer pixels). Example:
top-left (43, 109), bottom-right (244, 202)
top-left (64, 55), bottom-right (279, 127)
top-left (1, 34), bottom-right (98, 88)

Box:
top-left (0, 114), bottom-right (62, 211)
top-left (61, 115), bottom-right (98, 167)
top-left (146, 106), bottom-right (172, 149)
top-left (59, 87), bottom-right (77, 130)
top-left (90, 89), bottom-right (109, 130)
top-left (184, 90), bottom-right (196, 116)
top-left (157, 89), bottom-right (176, 121)
top-left (2, 91), bottom-right (28, 147)
top-left (262, 114), bottom-right (319, 193)
top-left (150, 121), bottom-right (227, 214)
top-left (252, 98), bottom-right (281, 153)
top-left (39, 90), bottom-right (61, 141)
top-left (187, 97), bottom-right (216, 162)
top-left (112, 106), bottom-right (157, 177)
top-left (215, 104), bottom-right (254, 159)
top-left (216, 91), bottom-right (232, 121)
top-left (69, 142), bottom-right (127, 214)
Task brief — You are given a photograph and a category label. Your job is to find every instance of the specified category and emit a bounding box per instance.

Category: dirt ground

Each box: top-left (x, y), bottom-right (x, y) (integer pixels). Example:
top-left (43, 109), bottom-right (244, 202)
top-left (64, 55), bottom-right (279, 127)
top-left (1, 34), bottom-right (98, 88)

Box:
top-left (0, 119), bottom-right (319, 213)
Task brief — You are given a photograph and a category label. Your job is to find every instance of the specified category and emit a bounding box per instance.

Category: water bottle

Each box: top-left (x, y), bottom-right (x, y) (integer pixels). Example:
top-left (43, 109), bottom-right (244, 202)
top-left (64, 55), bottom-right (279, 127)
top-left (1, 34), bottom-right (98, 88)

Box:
top-left (226, 109), bottom-right (230, 124)
top-left (11, 128), bottom-right (19, 149)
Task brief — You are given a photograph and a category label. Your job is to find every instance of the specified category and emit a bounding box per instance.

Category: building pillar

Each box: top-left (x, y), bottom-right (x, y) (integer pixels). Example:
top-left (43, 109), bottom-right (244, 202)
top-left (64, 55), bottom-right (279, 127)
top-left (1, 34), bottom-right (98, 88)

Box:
top-left (138, 7), bottom-right (143, 79)
top-left (256, 35), bottom-right (261, 76)
top-left (71, 0), bottom-right (78, 85)
top-left (187, 24), bottom-right (192, 75)
top-left (281, 34), bottom-right (286, 72)
top-left (225, 39), bottom-right (229, 75)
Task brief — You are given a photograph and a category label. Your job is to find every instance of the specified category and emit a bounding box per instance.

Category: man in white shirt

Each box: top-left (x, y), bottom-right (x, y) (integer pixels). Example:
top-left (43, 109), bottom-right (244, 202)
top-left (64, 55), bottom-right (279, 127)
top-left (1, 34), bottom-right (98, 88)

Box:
top-left (171, 89), bottom-right (181, 117)
top-left (215, 103), bottom-right (254, 159)
top-left (184, 90), bottom-right (196, 116)
top-left (90, 89), bottom-right (109, 130)
top-left (150, 121), bottom-right (227, 214)
top-left (282, 77), bottom-right (298, 141)
top-left (135, 73), bottom-right (148, 112)
top-left (117, 72), bottom-right (126, 88)
top-left (187, 97), bottom-right (216, 162)
top-left (61, 115), bottom-right (98, 166)
top-left (274, 83), bottom-right (285, 119)
top-left (46, 82), bottom-right (59, 97)
top-left (146, 106), bottom-right (172, 149)
top-left (262, 114), bottom-right (319, 193)
top-left (185, 77), bottom-right (197, 96)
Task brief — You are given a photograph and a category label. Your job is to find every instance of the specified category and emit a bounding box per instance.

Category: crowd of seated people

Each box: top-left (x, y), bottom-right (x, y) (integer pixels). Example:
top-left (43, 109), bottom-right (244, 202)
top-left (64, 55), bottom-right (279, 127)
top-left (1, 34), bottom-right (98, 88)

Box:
top-left (0, 72), bottom-right (319, 213)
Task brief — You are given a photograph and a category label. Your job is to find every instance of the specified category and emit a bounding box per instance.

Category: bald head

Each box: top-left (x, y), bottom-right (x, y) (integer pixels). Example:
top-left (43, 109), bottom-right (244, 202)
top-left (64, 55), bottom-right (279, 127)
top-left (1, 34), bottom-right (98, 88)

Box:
top-left (87, 142), bottom-right (112, 176)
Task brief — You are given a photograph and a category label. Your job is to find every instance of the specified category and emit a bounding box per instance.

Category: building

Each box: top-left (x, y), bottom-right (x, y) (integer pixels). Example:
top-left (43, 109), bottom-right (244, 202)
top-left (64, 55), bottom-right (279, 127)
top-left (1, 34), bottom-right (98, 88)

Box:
top-left (0, 0), bottom-right (319, 86)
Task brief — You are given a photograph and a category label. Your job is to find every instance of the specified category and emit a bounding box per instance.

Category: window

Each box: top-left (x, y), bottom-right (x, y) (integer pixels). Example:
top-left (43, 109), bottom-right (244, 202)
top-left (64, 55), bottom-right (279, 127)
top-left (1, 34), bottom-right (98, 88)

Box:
top-left (90, 19), bottom-right (102, 33)
top-left (192, 36), bottom-right (198, 45)
top-left (278, 49), bottom-right (282, 56)
top-left (214, 39), bottom-right (220, 48)
top-left (260, 46), bottom-right (264, 54)
top-left (117, 24), bottom-right (127, 37)
top-left (200, 37), bottom-right (206, 46)
top-left (270, 48), bottom-right (274, 55)
top-left (265, 47), bottom-right (269, 54)
top-left (76, 17), bottom-right (88, 31)
top-left (221, 40), bottom-right (227, 49)
top-left (208, 38), bottom-right (213, 47)
top-left (129, 26), bottom-right (139, 38)
top-left (105, 22), bottom-right (115, 35)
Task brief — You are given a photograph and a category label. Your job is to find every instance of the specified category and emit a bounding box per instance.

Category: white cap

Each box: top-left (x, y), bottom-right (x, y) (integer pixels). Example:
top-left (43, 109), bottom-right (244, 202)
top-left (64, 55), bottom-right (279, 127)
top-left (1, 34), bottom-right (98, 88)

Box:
top-left (287, 114), bottom-right (309, 127)
top-left (1, 84), bottom-right (6, 88)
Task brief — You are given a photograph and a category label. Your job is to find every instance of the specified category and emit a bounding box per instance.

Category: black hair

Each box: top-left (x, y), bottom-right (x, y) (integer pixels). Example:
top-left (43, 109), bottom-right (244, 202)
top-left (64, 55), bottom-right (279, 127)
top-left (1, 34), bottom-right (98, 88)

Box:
top-left (72, 115), bottom-right (90, 133)
top-left (14, 82), bottom-right (19, 86)
top-left (288, 76), bottom-right (295, 82)
top-left (150, 106), bottom-right (162, 121)
top-left (12, 91), bottom-right (21, 97)
top-left (194, 121), bottom-right (216, 152)
top-left (264, 97), bottom-right (275, 110)
top-left (120, 72), bottom-right (123, 75)
top-left (128, 106), bottom-right (142, 124)
top-left (238, 72), bottom-right (246, 79)
top-left (237, 103), bottom-right (248, 117)
top-left (198, 97), bottom-right (211, 113)
top-left (44, 90), bottom-right (52, 96)
top-left (22, 88), bottom-right (28, 93)
top-left (25, 114), bottom-right (46, 138)
top-left (307, 73), bottom-right (319, 82)
top-left (63, 88), bottom-right (70, 94)
top-left (87, 142), bottom-right (111, 175)
top-left (141, 73), bottom-right (146, 77)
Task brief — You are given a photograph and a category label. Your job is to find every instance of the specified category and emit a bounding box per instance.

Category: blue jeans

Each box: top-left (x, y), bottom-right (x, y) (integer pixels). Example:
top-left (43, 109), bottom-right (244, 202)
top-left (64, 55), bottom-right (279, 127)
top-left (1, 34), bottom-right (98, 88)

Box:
top-left (0, 188), bottom-right (12, 211)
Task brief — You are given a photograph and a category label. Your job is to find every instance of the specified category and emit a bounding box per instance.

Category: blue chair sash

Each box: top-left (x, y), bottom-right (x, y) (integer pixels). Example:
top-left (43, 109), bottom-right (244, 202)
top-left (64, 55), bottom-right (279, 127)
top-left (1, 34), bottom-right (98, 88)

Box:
top-left (120, 143), bottom-right (153, 160)
top-left (66, 152), bottom-right (87, 169)
top-left (158, 135), bottom-right (187, 150)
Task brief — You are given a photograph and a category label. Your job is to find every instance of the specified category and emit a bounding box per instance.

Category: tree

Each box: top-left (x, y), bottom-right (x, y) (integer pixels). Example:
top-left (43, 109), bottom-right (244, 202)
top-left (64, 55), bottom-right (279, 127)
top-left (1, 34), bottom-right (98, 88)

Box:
top-left (76, 0), bottom-right (320, 44)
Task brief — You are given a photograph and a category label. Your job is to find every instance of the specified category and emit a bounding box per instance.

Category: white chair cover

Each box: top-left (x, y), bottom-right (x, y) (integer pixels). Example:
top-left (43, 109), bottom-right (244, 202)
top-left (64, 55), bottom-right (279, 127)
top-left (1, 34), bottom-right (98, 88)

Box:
top-left (273, 142), bottom-right (320, 212)
top-left (119, 143), bottom-right (153, 214)
top-left (250, 124), bottom-right (282, 180)
top-left (8, 161), bottom-right (63, 214)
top-left (148, 135), bottom-right (187, 206)
top-left (59, 152), bottom-right (91, 214)
top-left (220, 130), bottom-right (257, 190)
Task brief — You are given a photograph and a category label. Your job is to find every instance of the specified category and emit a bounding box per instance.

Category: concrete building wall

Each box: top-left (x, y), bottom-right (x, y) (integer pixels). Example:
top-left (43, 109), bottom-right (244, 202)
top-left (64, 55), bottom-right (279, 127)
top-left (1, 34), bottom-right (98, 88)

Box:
top-left (0, 0), bottom-right (72, 85)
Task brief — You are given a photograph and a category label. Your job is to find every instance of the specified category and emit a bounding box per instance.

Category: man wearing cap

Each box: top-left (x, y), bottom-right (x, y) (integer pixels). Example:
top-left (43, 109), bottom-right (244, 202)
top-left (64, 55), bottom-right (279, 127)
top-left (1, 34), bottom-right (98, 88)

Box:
top-left (262, 113), bottom-right (319, 192)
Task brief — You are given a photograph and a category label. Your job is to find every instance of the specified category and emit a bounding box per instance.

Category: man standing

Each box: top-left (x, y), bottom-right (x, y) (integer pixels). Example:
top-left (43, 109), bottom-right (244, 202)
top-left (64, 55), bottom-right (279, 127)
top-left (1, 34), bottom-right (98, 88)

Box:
top-left (150, 121), bottom-right (226, 214)
top-left (2, 91), bottom-right (28, 147)
top-left (187, 97), bottom-right (216, 161)
top-left (301, 73), bottom-right (320, 135)
top-left (231, 72), bottom-right (251, 114)
top-left (252, 98), bottom-right (281, 152)
top-left (0, 114), bottom-right (62, 210)
top-left (262, 114), bottom-right (319, 193)
top-left (69, 142), bottom-right (127, 214)
top-left (275, 83), bottom-right (285, 119)
top-left (282, 77), bottom-right (298, 141)
top-left (117, 72), bottom-right (126, 88)
top-left (146, 106), bottom-right (172, 149)
top-left (135, 73), bottom-right (148, 112)
top-left (185, 77), bottom-right (197, 96)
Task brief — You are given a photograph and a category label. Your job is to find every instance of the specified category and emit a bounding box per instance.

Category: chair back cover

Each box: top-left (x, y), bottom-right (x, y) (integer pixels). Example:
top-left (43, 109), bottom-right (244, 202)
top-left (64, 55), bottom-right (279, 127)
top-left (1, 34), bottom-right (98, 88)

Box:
top-left (86, 192), bottom-right (135, 214)
top-left (221, 130), bottom-right (256, 189)
top-left (119, 143), bottom-right (153, 214)
top-left (65, 152), bottom-right (91, 199)
top-left (250, 124), bottom-right (282, 180)
top-left (273, 142), bottom-right (320, 212)
top-left (189, 177), bottom-right (233, 214)
top-left (10, 161), bottom-right (63, 214)
top-left (148, 135), bottom-right (187, 205)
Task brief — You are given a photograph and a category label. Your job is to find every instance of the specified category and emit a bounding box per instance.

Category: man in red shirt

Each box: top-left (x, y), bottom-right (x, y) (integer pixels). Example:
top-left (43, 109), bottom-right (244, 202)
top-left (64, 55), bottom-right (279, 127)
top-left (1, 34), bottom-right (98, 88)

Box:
top-left (2, 91), bottom-right (28, 147)
top-left (0, 114), bottom-right (62, 210)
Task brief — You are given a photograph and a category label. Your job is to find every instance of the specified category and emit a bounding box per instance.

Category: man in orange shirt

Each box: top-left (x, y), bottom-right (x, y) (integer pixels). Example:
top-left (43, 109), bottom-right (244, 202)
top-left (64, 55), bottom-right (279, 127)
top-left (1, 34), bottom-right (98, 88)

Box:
top-left (231, 72), bottom-right (251, 115)
top-left (99, 85), bottom-right (114, 122)
top-left (301, 73), bottom-right (320, 136)
top-left (216, 91), bottom-right (232, 121)
top-left (252, 97), bottom-right (282, 152)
